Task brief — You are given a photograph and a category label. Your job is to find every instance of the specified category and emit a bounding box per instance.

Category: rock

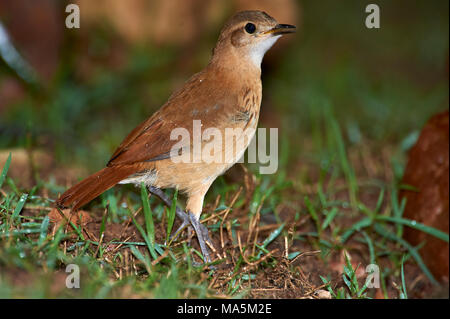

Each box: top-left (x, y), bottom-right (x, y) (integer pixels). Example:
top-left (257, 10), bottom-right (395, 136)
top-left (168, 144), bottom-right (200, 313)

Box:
top-left (48, 208), bottom-right (92, 236)
top-left (400, 110), bottom-right (449, 283)
top-left (315, 289), bottom-right (332, 299)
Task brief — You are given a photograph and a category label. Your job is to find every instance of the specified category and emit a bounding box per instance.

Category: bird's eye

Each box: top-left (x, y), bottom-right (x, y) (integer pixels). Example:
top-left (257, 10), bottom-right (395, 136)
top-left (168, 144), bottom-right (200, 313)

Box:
top-left (244, 23), bottom-right (256, 34)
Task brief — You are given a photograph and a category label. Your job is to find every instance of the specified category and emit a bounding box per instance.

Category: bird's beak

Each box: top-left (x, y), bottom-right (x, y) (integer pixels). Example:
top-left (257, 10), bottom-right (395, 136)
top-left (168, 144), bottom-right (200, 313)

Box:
top-left (261, 24), bottom-right (296, 36)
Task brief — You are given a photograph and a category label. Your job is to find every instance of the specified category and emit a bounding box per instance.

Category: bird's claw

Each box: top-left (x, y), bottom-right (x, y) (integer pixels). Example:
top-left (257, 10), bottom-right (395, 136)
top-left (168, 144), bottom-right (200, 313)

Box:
top-left (167, 216), bottom-right (190, 244)
top-left (168, 211), bottom-right (214, 265)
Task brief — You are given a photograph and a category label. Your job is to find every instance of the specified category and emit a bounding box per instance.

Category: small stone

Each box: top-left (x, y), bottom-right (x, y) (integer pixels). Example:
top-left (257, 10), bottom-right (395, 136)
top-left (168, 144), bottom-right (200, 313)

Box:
top-left (316, 289), bottom-right (332, 299)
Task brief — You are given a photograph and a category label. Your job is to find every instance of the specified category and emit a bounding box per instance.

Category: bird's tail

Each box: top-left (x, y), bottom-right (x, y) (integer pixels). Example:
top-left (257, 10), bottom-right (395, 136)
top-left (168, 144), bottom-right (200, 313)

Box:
top-left (56, 166), bottom-right (135, 210)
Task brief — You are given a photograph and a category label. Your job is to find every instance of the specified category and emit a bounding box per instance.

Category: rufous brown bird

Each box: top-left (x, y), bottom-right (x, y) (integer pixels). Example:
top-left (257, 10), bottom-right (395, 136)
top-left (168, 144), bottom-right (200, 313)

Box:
top-left (56, 10), bottom-right (295, 263)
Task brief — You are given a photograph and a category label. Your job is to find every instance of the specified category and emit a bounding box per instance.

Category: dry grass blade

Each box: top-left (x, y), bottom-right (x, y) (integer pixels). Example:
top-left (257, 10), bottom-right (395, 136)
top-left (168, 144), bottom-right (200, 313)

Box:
top-left (218, 187), bottom-right (242, 249)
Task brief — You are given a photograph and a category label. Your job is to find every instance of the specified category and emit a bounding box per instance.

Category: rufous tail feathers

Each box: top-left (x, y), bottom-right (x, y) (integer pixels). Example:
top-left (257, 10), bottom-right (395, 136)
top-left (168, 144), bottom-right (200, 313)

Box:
top-left (56, 166), bottom-right (135, 210)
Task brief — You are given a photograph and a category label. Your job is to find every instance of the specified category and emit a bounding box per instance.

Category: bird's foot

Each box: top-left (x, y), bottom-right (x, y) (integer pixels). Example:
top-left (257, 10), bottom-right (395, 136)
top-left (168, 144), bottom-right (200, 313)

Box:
top-left (147, 186), bottom-right (215, 266)
top-left (168, 212), bottom-right (215, 268)
top-left (167, 215), bottom-right (190, 244)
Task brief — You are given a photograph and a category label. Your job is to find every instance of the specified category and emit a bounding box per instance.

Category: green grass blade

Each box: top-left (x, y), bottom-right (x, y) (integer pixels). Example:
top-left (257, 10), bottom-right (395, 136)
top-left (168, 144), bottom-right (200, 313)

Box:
top-left (374, 188), bottom-right (385, 213)
top-left (340, 217), bottom-right (372, 243)
top-left (140, 183), bottom-right (157, 260)
top-left (322, 207), bottom-right (339, 230)
top-left (0, 153), bottom-right (11, 189)
top-left (324, 105), bottom-right (358, 205)
top-left (12, 193), bottom-right (28, 224)
top-left (376, 215), bottom-right (449, 242)
top-left (166, 188), bottom-right (178, 243)
top-left (391, 185), bottom-right (406, 238)
top-left (262, 223), bottom-right (285, 249)
top-left (304, 196), bottom-right (320, 234)
top-left (400, 254), bottom-right (408, 299)
top-left (256, 223), bottom-right (285, 258)
top-left (374, 223), bottom-right (439, 285)
top-left (38, 216), bottom-right (50, 247)
top-left (361, 231), bottom-right (375, 264)
top-left (129, 245), bottom-right (152, 273)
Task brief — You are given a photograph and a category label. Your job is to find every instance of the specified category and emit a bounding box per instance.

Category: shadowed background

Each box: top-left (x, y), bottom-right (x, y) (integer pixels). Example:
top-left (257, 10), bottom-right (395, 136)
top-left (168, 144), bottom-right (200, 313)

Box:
top-left (1, 0), bottom-right (447, 171)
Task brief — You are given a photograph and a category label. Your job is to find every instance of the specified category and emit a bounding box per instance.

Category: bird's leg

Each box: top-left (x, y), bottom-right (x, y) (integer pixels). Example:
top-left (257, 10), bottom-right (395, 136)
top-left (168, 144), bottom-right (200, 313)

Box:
top-left (183, 188), bottom-right (217, 265)
top-left (188, 212), bottom-right (213, 264)
top-left (149, 186), bottom-right (215, 264)
top-left (147, 186), bottom-right (190, 240)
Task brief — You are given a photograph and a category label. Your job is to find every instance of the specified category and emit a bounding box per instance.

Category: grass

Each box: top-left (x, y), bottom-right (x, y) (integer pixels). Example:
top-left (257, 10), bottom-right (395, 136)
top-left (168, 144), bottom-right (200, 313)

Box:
top-left (0, 0), bottom-right (448, 299)
top-left (320, 253), bottom-right (371, 299)
top-left (0, 102), bottom-right (448, 298)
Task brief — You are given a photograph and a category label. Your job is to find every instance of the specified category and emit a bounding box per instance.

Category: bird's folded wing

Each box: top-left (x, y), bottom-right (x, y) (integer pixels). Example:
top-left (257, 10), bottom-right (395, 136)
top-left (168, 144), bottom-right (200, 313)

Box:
top-left (107, 89), bottom-right (238, 167)
top-left (107, 114), bottom-right (175, 166)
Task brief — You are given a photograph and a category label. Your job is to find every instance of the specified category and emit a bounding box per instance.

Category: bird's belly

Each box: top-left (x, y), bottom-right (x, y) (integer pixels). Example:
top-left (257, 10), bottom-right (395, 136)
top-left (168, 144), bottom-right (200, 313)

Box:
top-left (119, 116), bottom-right (258, 194)
top-left (151, 123), bottom-right (257, 192)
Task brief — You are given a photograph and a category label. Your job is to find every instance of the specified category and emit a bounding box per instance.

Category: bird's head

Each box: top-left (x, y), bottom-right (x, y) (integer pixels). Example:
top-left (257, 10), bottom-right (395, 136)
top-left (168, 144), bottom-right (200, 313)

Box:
top-left (212, 10), bottom-right (296, 68)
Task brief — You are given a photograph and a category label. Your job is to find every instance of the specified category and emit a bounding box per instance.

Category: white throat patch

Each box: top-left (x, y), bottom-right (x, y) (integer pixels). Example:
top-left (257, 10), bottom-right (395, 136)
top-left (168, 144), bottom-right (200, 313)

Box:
top-left (248, 35), bottom-right (281, 67)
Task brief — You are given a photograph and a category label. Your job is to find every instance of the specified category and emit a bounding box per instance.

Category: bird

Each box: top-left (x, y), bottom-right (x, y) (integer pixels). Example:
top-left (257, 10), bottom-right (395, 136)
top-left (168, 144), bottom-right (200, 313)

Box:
top-left (56, 10), bottom-right (295, 263)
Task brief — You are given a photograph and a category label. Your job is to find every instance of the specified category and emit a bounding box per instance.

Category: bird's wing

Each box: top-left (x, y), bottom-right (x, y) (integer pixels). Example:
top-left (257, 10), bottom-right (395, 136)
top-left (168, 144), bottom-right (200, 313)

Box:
top-left (107, 74), bottom-right (239, 167)
top-left (107, 113), bottom-right (173, 166)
